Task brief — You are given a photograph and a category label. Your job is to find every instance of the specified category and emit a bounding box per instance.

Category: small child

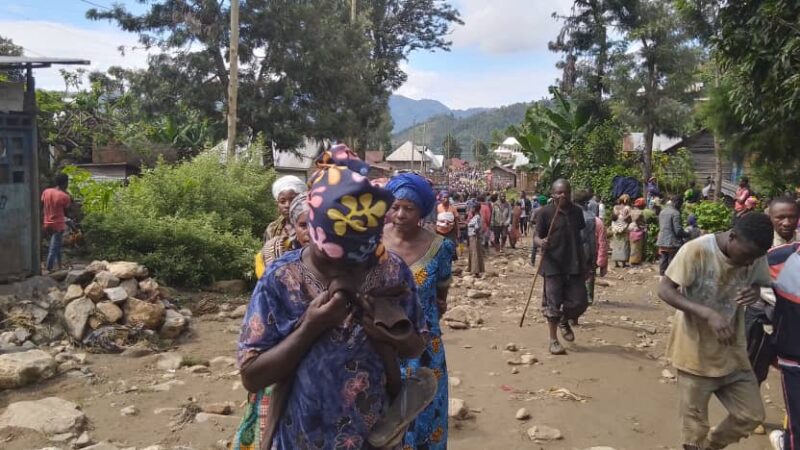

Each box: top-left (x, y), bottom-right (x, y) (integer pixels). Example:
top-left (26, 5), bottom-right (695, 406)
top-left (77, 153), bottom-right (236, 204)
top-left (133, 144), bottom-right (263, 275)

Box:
top-left (685, 214), bottom-right (702, 242)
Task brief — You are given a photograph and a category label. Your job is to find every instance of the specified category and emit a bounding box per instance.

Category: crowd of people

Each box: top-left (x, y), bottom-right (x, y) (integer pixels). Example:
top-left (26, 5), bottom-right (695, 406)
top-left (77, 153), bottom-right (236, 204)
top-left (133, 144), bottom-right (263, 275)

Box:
top-left (233, 151), bottom-right (800, 450)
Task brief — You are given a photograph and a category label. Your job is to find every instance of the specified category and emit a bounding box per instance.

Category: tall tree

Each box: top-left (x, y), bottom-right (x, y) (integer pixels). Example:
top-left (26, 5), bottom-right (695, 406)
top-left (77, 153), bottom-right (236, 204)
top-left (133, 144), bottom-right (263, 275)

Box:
top-left (609, 0), bottom-right (700, 182)
top-left (549, 1), bottom-right (632, 119)
top-left (678, 0), bottom-right (800, 191)
top-left (87, 0), bottom-right (461, 153)
top-left (442, 133), bottom-right (462, 160)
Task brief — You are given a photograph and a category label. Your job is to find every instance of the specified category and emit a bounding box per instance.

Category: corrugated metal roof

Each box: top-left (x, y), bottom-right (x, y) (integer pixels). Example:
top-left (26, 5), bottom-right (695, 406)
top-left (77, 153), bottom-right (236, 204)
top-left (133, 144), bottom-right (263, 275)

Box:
top-left (0, 56), bottom-right (90, 68)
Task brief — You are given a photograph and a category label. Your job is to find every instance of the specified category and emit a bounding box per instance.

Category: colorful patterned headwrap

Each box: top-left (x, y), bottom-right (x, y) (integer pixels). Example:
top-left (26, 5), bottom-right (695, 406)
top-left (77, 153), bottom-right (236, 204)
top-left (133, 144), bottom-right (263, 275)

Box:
top-left (307, 145), bottom-right (393, 264)
top-left (633, 197), bottom-right (646, 209)
top-left (385, 173), bottom-right (436, 218)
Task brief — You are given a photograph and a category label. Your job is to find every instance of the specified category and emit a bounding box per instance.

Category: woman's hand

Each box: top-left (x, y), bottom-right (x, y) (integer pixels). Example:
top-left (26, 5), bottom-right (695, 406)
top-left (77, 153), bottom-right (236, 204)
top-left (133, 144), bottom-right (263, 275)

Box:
top-left (305, 290), bottom-right (349, 332)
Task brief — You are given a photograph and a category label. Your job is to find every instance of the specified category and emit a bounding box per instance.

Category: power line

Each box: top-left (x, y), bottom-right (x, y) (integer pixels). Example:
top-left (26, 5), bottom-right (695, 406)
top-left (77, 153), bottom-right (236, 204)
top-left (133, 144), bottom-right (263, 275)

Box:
top-left (78, 0), bottom-right (112, 11)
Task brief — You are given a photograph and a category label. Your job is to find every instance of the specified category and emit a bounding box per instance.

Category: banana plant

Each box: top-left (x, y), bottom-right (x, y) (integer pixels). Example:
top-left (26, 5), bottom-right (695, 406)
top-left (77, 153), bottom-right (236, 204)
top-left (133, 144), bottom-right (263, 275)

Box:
top-left (508, 87), bottom-right (593, 185)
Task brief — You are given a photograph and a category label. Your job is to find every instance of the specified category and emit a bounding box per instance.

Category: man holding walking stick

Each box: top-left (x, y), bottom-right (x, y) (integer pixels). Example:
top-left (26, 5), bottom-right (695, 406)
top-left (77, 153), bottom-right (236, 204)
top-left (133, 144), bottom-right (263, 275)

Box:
top-left (533, 179), bottom-right (588, 355)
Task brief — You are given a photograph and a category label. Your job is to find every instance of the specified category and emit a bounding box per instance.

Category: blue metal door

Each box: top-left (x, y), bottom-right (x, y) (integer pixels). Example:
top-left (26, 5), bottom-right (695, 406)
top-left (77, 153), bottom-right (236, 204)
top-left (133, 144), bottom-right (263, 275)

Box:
top-left (0, 113), bottom-right (36, 279)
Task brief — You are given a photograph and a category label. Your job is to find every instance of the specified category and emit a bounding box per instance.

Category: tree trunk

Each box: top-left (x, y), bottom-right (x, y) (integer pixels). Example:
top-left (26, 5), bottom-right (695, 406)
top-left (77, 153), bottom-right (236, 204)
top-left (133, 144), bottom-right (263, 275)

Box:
top-left (713, 134), bottom-right (723, 201)
top-left (644, 124), bottom-right (654, 185)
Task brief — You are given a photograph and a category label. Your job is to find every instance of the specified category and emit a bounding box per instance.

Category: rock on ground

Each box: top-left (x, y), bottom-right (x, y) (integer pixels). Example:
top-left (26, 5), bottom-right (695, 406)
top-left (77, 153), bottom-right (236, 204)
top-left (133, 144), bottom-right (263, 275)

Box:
top-left (64, 297), bottom-right (95, 340)
top-left (85, 260), bottom-right (109, 273)
top-left (0, 397), bottom-right (86, 436)
top-left (82, 444), bottom-right (121, 450)
top-left (64, 270), bottom-right (93, 286)
top-left (442, 305), bottom-right (483, 328)
top-left (95, 302), bottom-right (123, 323)
top-left (515, 408), bottom-right (530, 420)
top-left (103, 287), bottom-right (128, 303)
top-left (159, 309), bottom-right (188, 339)
top-left (119, 278), bottom-right (139, 298)
top-left (83, 282), bottom-right (105, 302)
top-left (107, 261), bottom-right (148, 280)
top-left (64, 284), bottom-right (84, 303)
top-left (93, 271), bottom-right (120, 289)
top-left (120, 405), bottom-right (138, 416)
top-left (526, 425), bottom-right (563, 441)
top-left (138, 278), bottom-right (160, 295)
top-left (124, 298), bottom-right (166, 330)
top-left (466, 289), bottom-right (491, 299)
top-left (156, 353), bottom-right (184, 371)
top-left (0, 349), bottom-right (57, 389)
top-left (194, 412), bottom-right (241, 427)
top-left (448, 398), bottom-right (469, 420)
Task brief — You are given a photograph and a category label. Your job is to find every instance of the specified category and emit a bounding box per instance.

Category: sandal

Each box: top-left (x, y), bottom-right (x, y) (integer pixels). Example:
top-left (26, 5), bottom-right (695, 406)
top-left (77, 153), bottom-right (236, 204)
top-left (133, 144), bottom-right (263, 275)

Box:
top-left (549, 340), bottom-right (566, 355)
top-left (367, 367), bottom-right (437, 448)
top-left (559, 321), bottom-right (575, 342)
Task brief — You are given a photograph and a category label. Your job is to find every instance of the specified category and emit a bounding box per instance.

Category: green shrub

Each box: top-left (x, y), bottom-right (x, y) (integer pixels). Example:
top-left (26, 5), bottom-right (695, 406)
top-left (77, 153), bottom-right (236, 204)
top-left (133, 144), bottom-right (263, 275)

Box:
top-left (682, 201), bottom-right (732, 234)
top-left (62, 165), bottom-right (121, 215)
top-left (83, 153), bottom-right (277, 286)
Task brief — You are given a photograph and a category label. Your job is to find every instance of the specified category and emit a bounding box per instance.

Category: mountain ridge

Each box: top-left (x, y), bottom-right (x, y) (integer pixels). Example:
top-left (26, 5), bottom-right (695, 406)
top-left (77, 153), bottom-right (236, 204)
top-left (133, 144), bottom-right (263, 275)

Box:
top-left (389, 94), bottom-right (489, 133)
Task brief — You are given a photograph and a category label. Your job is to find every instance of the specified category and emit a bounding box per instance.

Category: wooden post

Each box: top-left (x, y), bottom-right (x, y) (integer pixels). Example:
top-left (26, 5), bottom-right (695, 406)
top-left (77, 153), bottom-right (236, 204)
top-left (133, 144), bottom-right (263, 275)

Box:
top-left (226, 0), bottom-right (240, 160)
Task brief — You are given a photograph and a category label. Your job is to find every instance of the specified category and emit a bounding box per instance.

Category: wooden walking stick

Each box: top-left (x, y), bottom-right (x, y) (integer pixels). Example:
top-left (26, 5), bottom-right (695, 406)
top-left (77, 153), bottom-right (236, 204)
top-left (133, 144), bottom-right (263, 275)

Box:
top-left (519, 200), bottom-right (562, 327)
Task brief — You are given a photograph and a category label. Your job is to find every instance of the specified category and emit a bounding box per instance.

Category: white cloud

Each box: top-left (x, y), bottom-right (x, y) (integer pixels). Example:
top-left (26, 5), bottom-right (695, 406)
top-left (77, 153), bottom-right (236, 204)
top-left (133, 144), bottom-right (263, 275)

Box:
top-left (0, 21), bottom-right (150, 90)
top-left (396, 62), bottom-right (558, 109)
top-left (452, 0), bottom-right (573, 54)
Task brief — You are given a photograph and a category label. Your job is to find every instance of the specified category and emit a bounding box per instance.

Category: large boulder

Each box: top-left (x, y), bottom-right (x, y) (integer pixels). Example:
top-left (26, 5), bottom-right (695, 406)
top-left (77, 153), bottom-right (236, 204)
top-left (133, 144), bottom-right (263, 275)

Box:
top-left (64, 297), bottom-right (95, 340)
top-left (85, 260), bottom-right (109, 273)
top-left (138, 278), bottom-right (160, 296)
top-left (0, 349), bottom-right (57, 389)
top-left (119, 278), bottom-right (139, 298)
top-left (63, 284), bottom-right (84, 304)
top-left (95, 302), bottom-right (123, 323)
top-left (64, 270), bottom-right (94, 287)
top-left (159, 309), bottom-right (188, 339)
top-left (103, 287), bottom-right (128, 304)
top-left (0, 397), bottom-right (86, 436)
top-left (107, 262), bottom-right (148, 280)
top-left (93, 271), bottom-right (120, 289)
top-left (124, 298), bottom-right (165, 330)
top-left (209, 280), bottom-right (248, 295)
top-left (83, 282), bottom-right (105, 303)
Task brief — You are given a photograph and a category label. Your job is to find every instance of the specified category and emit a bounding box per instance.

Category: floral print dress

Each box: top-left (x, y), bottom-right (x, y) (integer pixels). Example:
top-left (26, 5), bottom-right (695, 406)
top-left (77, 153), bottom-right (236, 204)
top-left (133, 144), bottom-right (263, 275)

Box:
top-left (401, 236), bottom-right (455, 450)
top-left (237, 249), bottom-right (426, 450)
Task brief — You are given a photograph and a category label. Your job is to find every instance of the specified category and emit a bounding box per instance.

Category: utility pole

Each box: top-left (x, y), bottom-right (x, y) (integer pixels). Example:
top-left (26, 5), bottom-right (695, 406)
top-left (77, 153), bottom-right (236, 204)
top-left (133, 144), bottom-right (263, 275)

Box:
top-left (226, 0), bottom-right (240, 160)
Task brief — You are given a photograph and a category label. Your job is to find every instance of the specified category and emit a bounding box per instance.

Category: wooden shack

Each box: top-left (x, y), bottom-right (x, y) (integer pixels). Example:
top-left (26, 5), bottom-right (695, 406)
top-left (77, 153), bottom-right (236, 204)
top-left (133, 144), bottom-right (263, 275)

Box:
top-left (662, 129), bottom-right (740, 197)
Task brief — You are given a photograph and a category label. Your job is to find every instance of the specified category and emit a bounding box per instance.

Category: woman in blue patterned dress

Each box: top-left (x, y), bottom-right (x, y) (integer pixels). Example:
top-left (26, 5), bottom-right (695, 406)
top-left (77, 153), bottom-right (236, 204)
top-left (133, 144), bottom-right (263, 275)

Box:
top-left (238, 146), bottom-right (427, 450)
top-left (384, 173), bottom-right (454, 450)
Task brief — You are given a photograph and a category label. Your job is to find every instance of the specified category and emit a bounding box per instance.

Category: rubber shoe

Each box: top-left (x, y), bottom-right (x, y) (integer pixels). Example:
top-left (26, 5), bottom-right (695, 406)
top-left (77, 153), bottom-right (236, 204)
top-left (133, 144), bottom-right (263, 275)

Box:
top-left (769, 430), bottom-right (785, 450)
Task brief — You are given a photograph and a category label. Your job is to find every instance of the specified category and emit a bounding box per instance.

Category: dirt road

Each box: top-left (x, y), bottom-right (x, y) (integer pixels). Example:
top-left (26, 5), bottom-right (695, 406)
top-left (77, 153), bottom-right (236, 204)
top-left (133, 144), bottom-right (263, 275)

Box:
top-left (0, 244), bottom-right (785, 450)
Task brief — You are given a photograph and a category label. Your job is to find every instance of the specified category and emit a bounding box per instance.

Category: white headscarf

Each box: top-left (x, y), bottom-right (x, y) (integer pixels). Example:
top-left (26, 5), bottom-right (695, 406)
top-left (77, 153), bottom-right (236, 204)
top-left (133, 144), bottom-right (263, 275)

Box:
top-left (271, 175), bottom-right (307, 200)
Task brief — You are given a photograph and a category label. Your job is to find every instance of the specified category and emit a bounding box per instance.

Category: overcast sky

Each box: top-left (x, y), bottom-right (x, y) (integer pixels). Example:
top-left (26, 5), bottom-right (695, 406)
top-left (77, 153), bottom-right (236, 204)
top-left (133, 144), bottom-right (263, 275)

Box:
top-left (0, 0), bottom-right (572, 109)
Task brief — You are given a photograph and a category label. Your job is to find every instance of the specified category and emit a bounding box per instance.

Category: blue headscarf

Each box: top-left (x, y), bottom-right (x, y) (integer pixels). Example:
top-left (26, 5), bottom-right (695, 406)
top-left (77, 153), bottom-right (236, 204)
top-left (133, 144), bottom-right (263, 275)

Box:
top-left (307, 145), bottom-right (393, 264)
top-left (385, 173), bottom-right (436, 218)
